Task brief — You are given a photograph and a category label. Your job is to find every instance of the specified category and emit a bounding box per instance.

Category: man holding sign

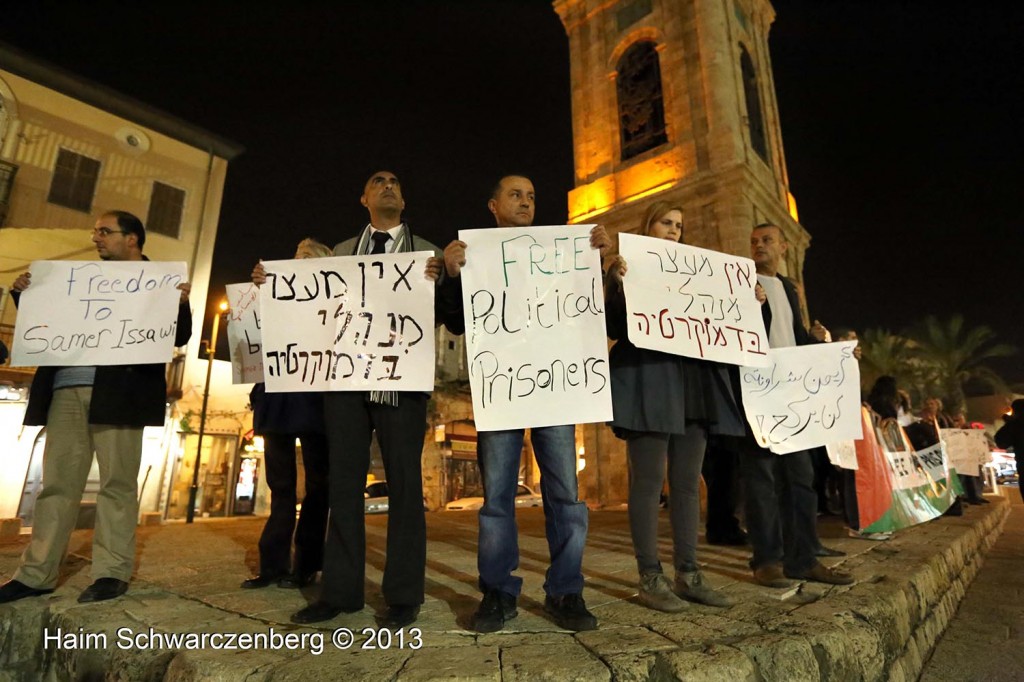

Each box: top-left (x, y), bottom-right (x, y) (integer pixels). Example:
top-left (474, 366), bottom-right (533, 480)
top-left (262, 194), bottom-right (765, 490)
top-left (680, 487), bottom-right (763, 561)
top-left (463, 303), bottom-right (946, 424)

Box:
top-left (258, 171), bottom-right (445, 628)
top-left (0, 211), bottom-right (191, 605)
top-left (735, 223), bottom-right (853, 588)
top-left (439, 175), bottom-right (609, 633)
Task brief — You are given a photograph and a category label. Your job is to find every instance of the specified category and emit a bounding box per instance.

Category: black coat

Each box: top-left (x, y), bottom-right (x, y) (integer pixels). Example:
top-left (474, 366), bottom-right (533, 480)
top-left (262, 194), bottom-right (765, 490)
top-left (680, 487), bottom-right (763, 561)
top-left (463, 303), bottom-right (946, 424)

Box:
top-left (761, 273), bottom-right (815, 347)
top-left (23, 300), bottom-right (193, 427)
top-left (250, 383), bottom-right (325, 436)
top-left (995, 417), bottom-right (1024, 454)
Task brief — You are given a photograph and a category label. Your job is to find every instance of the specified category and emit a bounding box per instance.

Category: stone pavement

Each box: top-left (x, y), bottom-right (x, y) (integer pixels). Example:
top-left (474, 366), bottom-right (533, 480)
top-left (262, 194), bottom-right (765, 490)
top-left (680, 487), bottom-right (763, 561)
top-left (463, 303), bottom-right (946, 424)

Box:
top-left (0, 496), bottom-right (1009, 681)
top-left (920, 491), bottom-right (1024, 682)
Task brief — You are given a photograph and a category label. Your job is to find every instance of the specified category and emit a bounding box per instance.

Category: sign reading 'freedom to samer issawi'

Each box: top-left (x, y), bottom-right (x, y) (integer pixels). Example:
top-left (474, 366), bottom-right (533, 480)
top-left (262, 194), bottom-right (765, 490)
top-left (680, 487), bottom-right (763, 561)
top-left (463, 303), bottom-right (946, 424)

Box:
top-left (259, 252), bottom-right (436, 392)
top-left (618, 233), bottom-right (770, 368)
top-left (11, 260), bottom-right (187, 367)
top-left (458, 224), bottom-right (612, 431)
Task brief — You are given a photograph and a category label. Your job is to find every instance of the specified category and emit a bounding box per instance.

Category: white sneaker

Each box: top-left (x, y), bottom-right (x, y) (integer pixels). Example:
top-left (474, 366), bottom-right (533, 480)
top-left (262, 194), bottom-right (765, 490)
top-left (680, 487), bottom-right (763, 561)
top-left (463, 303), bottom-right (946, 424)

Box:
top-left (848, 528), bottom-right (893, 541)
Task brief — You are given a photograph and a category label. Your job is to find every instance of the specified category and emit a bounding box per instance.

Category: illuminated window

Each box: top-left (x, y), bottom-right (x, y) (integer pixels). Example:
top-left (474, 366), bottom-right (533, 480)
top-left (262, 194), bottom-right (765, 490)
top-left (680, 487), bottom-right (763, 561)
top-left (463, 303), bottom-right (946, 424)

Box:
top-left (48, 148), bottom-right (100, 212)
top-left (147, 181), bottom-right (186, 238)
top-left (740, 45), bottom-right (769, 162)
top-left (616, 41), bottom-right (667, 161)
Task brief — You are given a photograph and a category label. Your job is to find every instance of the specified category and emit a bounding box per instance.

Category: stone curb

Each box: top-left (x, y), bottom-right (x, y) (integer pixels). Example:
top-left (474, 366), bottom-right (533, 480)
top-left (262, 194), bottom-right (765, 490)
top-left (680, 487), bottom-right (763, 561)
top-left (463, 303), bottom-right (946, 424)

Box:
top-left (0, 500), bottom-right (1009, 681)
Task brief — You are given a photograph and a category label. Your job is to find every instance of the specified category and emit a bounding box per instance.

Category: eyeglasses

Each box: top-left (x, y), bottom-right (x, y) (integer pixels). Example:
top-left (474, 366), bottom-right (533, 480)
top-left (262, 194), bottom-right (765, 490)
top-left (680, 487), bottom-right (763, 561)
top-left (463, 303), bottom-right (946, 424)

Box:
top-left (92, 227), bottom-right (126, 237)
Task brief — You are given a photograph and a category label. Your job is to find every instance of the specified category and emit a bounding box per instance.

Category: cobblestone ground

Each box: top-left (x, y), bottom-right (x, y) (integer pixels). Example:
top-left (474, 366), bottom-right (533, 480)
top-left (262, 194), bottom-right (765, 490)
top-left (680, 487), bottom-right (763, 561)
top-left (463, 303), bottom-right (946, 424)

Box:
top-left (920, 492), bottom-right (1024, 682)
top-left (0, 496), bottom-right (1010, 680)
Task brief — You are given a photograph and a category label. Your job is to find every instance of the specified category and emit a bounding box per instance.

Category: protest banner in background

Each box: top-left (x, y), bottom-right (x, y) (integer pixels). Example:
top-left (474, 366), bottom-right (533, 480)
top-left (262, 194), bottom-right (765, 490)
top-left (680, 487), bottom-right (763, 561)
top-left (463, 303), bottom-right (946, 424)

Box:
top-left (259, 252), bottom-right (435, 392)
top-left (458, 224), bottom-right (612, 431)
top-left (739, 341), bottom-right (862, 454)
top-left (618, 233), bottom-right (769, 367)
top-left (11, 260), bottom-right (187, 367)
top-left (941, 428), bottom-right (990, 477)
top-left (855, 418), bottom-right (961, 534)
top-left (225, 282), bottom-right (264, 384)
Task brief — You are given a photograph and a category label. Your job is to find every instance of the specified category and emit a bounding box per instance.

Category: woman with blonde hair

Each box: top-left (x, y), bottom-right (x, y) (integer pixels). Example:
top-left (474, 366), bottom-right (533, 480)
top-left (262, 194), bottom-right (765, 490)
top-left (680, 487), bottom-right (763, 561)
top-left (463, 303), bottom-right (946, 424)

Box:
top-left (605, 201), bottom-right (756, 612)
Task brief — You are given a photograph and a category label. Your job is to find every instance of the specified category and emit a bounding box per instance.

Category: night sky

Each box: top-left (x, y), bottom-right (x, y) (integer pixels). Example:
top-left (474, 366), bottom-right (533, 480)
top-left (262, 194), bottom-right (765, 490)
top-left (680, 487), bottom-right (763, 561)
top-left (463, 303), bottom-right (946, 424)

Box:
top-left (2, 1), bottom-right (1021, 382)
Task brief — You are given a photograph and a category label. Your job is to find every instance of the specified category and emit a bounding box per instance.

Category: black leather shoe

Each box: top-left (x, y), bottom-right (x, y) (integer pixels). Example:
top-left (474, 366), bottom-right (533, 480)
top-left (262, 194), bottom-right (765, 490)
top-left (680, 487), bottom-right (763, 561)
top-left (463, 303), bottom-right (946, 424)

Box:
top-left (78, 578), bottom-right (128, 603)
top-left (377, 604), bottom-right (420, 629)
top-left (472, 589), bottom-right (518, 633)
top-left (815, 545), bottom-right (847, 558)
top-left (240, 573), bottom-right (283, 589)
top-left (290, 601), bottom-right (359, 624)
top-left (278, 571), bottom-right (317, 589)
top-left (0, 579), bottom-right (54, 604)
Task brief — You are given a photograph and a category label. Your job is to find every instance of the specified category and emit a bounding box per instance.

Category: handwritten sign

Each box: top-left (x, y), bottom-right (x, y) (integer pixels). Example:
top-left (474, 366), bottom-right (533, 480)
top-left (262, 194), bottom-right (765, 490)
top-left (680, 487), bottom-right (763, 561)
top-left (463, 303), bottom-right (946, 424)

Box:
top-left (739, 341), bottom-right (862, 454)
top-left (826, 439), bottom-right (859, 470)
top-left (941, 428), bottom-right (990, 476)
top-left (618, 233), bottom-right (769, 367)
top-left (259, 253), bottom-right (435, 392)
top-left (11, 260), bottom-right (186, 367)
top-left (458, 224), bottom-right (612, 431)
top-left (225, 282), bottom-right (264, 384)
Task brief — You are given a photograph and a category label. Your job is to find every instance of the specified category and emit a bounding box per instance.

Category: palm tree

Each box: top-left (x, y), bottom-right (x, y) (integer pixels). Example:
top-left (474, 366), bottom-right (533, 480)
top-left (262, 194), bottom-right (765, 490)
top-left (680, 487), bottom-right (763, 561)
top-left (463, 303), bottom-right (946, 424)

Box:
top-left (905, 315), bottom-right (1016, 412)
top-left (859, 328), bottom-right (923, 397)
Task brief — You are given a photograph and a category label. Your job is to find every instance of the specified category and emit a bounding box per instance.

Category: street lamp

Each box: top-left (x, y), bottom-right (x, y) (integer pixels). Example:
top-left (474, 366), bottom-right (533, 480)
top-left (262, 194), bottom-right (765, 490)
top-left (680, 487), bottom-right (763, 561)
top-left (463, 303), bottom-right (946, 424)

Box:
top-left (187, 299), bottom-right (228, 524)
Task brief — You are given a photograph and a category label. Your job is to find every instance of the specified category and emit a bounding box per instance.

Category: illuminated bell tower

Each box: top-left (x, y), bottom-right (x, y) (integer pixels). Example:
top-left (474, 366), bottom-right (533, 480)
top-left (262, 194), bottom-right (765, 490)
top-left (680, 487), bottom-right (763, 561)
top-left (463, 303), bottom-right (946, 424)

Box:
top-left (554, 0), bottom-right (809, 280)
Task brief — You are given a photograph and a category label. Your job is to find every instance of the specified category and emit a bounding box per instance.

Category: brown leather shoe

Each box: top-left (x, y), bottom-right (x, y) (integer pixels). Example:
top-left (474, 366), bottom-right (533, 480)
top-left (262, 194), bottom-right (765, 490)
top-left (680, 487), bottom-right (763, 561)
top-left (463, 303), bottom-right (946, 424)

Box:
top-left (786, 561), bottom-right (855, 585)
top-left (753, 564), bottom-right (793, 588)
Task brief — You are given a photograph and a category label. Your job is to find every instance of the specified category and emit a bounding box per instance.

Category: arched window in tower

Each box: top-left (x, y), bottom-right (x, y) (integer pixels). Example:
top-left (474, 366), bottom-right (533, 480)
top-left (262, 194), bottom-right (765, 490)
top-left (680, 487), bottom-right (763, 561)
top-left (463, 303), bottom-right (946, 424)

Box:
top-left (616, 41), bottom-right (667, 161)
top-left (740, 45), bottom-right (769, 162)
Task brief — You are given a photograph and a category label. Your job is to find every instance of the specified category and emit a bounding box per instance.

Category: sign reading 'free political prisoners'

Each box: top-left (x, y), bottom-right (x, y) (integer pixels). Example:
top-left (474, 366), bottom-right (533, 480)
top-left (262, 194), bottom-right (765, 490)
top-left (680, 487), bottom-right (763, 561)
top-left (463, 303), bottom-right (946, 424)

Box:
top-left (225, 282), bottom-right (264, 384)
top-left (259, 252), bottom-right (435, 392)
top-left (618, 233), bottom-right (770, 368)
top-left (458, 224), bottom-right (612, 432)
top-left (740, 341), bottom-right (863, 454)
top-left (11, 260), bottom-right (188, 367)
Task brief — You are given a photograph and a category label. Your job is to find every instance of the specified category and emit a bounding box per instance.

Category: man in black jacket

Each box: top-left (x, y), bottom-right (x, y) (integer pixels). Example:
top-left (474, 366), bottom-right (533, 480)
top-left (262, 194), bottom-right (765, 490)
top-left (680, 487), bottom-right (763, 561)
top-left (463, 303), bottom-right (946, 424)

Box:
top-left (0, 210), bottom-right (191, 604)
top-left (738, 223), bottom-right (853, 588)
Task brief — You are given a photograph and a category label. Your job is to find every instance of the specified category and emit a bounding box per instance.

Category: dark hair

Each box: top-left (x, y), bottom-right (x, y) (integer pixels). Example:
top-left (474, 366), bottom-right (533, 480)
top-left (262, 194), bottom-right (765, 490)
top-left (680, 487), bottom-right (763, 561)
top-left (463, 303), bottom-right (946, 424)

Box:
top-left (104, 210), bottom-right (146, 249)
top-left (867, 375), bottom-right (900, 420)
top-left (491, 174), bottom-right (533, 200)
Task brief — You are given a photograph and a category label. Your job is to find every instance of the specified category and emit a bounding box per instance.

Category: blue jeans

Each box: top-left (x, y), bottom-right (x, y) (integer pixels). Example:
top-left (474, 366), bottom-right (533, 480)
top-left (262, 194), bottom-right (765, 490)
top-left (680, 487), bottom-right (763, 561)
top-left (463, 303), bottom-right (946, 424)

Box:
top-left (477, 425), bottom-right (588, 598)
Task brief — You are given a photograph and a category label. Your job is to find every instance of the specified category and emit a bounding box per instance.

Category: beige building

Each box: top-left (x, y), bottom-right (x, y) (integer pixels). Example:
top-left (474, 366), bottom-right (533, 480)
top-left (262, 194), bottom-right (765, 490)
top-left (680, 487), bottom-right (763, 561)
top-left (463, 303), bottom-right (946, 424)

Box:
top-left (0, 42), bottom-right (245, 526)
top-left (552, 0), bottom-right (810, 504)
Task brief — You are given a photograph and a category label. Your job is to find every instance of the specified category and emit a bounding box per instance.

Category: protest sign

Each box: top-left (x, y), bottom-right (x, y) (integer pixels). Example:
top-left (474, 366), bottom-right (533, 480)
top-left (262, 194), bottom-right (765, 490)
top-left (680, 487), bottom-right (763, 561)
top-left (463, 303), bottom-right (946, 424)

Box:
top-left (739, 341), bottom-right (863, 454)
top-left (941, 428), bottom-right (990, 477)
top-left (11, 260), bottom-right (187, 367)
top-left (618, 233), bottom-right (769, 367)
top-left (259, 252), bottom-right (435, 392)
top-left (225, 282), bottom-right (264, 384)
top-left (826, 439), bottom-right (859, 470)
top-left (458, 224), bottom-right (612, 431)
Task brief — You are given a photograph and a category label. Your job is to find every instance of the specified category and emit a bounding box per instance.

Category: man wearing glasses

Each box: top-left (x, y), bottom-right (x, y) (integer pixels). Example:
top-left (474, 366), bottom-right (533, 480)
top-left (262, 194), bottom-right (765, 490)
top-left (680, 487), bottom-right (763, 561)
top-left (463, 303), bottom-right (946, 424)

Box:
top-left (0, 211), bottom-right (192, 604)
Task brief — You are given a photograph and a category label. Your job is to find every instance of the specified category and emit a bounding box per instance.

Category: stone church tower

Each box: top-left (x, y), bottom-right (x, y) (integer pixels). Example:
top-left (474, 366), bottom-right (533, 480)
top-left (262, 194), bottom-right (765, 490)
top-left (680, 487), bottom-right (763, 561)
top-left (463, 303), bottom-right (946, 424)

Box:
top-left (553, 0), bottom-right (808, 278)
top-left (553, 0), bottom-right (809, 505)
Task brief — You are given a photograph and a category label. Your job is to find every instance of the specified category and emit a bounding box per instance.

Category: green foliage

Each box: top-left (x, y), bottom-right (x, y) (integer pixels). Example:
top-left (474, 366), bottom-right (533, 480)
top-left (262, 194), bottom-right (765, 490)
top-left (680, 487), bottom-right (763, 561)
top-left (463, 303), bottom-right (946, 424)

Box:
top-left (859, 315), bottom-right (1016, 413)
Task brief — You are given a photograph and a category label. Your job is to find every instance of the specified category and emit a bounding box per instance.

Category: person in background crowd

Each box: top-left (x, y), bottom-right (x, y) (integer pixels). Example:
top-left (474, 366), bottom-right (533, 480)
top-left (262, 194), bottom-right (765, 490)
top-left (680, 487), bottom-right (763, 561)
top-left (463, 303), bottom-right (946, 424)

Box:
top-left (906, 395), bottom-right (964, 516)
top-left (0, 211), bottom-right (192, 604)
top-left (734, 223), bottom-right (853, 588)
top-left (438, 174), bottom-right (608, 632)
top-left (995, 399), bottom-right (1024, 503)
top-left (949, 410), bottom-right (990, 505)
top-left (605, 202), bottom-right (751, 612)
top-left (242, 238), bottom-right (332, 590)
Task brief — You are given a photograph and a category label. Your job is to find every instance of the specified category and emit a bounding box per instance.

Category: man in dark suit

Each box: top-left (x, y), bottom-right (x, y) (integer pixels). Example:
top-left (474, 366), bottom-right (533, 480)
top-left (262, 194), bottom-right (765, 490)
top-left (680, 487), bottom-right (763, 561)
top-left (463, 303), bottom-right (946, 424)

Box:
top-left (0, 210), bottom-right (192, 604)
top-left (738, 223), bottom-right (854, 588)
top-left (284, 171), bottom-right (444, 628)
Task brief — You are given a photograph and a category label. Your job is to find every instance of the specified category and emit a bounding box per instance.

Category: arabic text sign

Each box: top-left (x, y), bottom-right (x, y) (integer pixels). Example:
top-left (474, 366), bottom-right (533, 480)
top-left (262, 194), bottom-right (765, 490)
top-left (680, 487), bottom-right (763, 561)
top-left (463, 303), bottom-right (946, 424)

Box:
top-left (619, 233), bottom-right (769, 367)
top-left (11, 260), bottom-right (187, 366)
top-left (259, 253), bottom-right (435, 392)
top-left (225, 282), bottom-right (264, 384)
top-left (740, 341), bottom-right (862, 454)
top-left (459, 224), bottom-right (612, 431)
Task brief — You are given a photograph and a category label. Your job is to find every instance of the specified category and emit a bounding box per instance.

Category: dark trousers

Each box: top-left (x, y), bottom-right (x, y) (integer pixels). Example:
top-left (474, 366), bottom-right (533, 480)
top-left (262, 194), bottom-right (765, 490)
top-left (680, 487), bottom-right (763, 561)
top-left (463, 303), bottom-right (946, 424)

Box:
top-left (321, 392), bottom-right (427, 609)
top-left (842, 468), bottom-right (860, 530)
top-left (258, 432), bottom-right (329, 576)
top-left (738, 442), bottom-right (818, 574)
top-left (702, 438), bottom-right (744, 537)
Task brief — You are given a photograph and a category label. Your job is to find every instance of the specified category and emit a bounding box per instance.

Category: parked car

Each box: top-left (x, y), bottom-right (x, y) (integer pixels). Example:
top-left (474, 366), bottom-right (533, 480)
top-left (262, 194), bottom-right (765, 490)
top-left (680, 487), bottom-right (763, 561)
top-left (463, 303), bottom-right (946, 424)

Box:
top-left (364, 481), bottom-right (429, 514)
top-left (444, 484), bottom-right (542, 511)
